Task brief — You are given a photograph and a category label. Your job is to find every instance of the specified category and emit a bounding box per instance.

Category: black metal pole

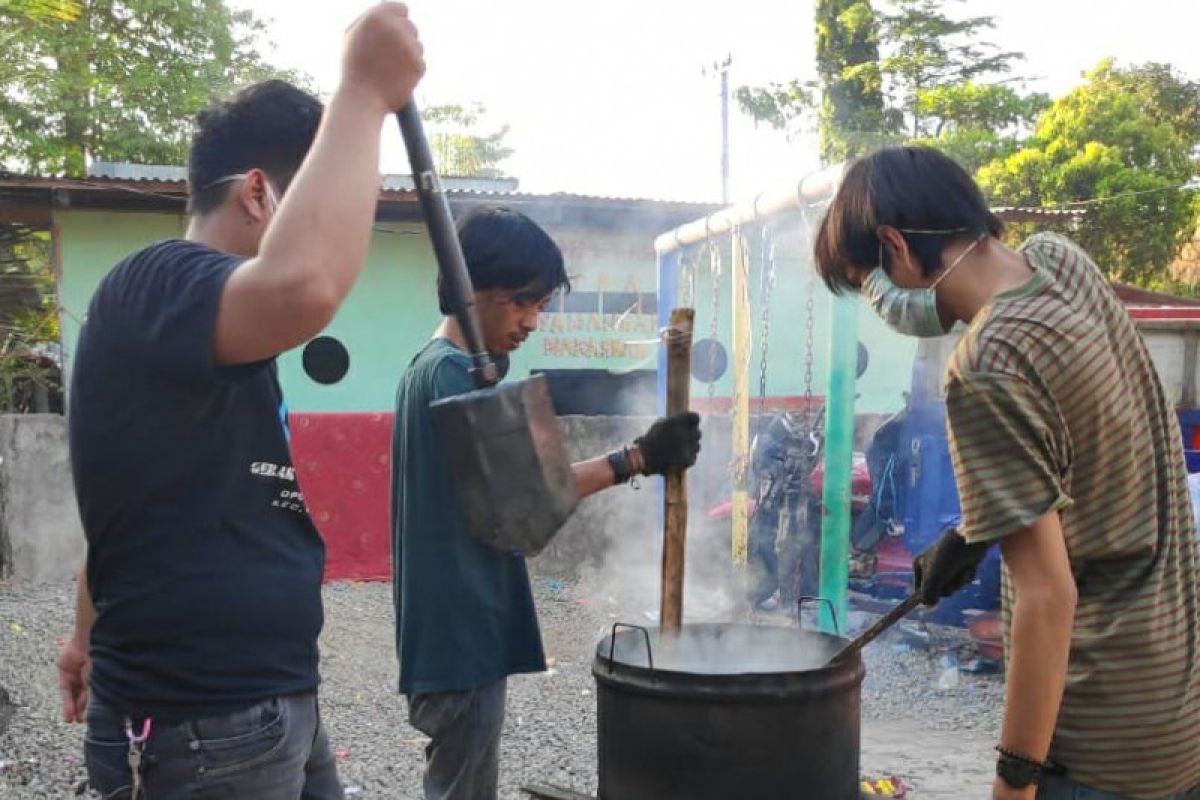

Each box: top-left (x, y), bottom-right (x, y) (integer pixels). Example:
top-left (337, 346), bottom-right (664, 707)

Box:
top-left (396, 103), bottom-right (498, 389)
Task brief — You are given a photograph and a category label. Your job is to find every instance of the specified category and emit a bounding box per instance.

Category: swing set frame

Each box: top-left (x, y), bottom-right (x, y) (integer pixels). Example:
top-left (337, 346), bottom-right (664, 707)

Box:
top-left (652, 163), bottom-right (859, 633)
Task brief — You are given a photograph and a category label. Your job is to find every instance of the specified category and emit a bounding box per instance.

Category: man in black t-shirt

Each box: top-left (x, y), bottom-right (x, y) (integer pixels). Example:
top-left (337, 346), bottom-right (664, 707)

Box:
top-left (56, 6), bottom-right (425, 798)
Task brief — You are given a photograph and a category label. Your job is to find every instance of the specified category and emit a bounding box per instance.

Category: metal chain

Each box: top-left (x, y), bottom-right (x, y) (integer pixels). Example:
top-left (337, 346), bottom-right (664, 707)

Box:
top-left (679, 246), bottom-right (699, 309)
top-left (758, 225), bottom-right (776, 417)
top-left (804, 275), bottom-right (815, 415)
top-left (798, 207), bottom-right (817, 434)
top-left (706, 236), bottom-right (722, 404)
top-left (729, 229), bottom-right (756, 487)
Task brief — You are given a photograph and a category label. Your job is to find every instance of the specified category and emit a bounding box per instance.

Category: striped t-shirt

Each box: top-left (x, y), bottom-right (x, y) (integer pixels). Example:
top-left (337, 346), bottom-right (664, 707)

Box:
top-left (944, 232), bottom-right (1200, 798)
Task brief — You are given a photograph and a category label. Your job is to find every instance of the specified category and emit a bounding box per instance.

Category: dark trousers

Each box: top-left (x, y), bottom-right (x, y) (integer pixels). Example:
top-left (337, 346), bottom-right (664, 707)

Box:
top-left (1037, 775), bottom-right (1200, 800)
top-left (406, 678), bottom-right (507, 800)
top-left (84, 692), bottom-right (342, 799)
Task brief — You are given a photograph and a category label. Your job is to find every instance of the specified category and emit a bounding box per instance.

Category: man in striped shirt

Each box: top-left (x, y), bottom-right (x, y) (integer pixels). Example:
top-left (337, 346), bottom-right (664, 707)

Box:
top-left (814, 146), bottom-right (1200, 800)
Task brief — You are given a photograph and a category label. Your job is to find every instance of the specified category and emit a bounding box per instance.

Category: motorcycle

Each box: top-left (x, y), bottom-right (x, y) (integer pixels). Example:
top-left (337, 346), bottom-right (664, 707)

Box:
top-left (703, 410), bottom-right (872, 611)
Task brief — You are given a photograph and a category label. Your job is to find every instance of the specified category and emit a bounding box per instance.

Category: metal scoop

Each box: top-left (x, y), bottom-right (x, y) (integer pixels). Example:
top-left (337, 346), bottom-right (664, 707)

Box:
top-left (396, 105), bottom-right (580, 555)
top-left (799, 592), bottom-right (923, 666)
top-left (830, 593), bottom-right (922, 665)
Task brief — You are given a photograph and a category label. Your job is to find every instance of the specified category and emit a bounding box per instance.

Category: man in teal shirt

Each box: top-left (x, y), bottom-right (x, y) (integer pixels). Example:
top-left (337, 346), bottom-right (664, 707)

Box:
top-left (392, 205), bottom-right (701, 800)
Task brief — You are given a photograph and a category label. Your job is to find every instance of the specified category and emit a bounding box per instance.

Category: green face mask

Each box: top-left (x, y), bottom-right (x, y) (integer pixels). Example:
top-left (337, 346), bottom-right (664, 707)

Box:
top-left (862, 230), bottom-right (985, 338)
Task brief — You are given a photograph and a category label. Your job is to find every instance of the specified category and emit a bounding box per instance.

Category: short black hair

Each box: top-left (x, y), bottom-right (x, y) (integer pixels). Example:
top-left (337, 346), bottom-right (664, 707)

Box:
top-left (187, 80), bottom-right (323, 215)
top-left (814, 146), bottom-right (1004, 295)
top-left (439, 206), bottom-right (571, 315)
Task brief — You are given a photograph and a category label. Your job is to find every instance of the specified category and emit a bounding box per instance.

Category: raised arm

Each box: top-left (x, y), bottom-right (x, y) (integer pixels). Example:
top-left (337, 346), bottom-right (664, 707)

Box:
top-left (214, 3), bottom-right (425, 366)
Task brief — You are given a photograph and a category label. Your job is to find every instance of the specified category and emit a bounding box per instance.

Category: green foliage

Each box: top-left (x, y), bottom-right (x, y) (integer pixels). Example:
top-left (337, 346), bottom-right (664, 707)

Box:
top-left (736, 0), bottom-right (891, 162)
top-left (976, 60), bottom-right (1200, 285)
top-left (0, 225), bottom-right (60, 412)
top-left (424, 103), bottom-right (514, 178)
top-left (906, 82), bottom-right (1049, 172)
top-left (879, 0), bottom-right (1024, 137)
top-left (815, 0), bottom-right (889, 161)
top-left (0, 0), bottom-right (309, 176)
top-left (734, 80), bottom-right (817, 135)
top-left (0, 0), bottom-right (82, 23)
top-left (736, 0), bottom-right (1036, 165)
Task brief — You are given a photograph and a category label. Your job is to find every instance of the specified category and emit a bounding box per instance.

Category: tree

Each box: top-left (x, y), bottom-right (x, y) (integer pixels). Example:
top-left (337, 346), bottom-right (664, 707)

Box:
top-left (736, 0), bottom-right (1033, 164)
top-left (424, 103), bottom-right (514, 178)
top-left (0, 0), bottom-right (307, 177)
top-left (977, 60), bottom-right (1200, 287)
top-left (814, 0), bottom-right (891, 162)
top-left (0, 0), bottom-right (82, 23)
top-left (907, 82), bottom-right (1049, 173)
top-left (736, 0), bottom-right (890, 162)
top-left (880, 0), bottom-right (1023, 138)
top-left (734, 79), bottom-right (816, 141)
top-left (0, 223), bottom-right (60, 412)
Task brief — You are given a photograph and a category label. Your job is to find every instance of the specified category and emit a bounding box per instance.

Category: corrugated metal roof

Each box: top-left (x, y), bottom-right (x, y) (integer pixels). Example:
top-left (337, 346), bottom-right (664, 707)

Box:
top-left (88, 162), bottom-right (188, 181)
top-left (379, 173), bottom-right (520, 194)
top-left (24, 163), bottom-right (712, 209)
top-left (89, 162), bottom-right (525, 195)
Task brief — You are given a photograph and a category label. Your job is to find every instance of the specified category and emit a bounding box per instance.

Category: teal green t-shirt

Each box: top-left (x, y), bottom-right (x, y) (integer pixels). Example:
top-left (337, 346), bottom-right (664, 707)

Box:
top-left (391, 338), bottom-right (546, 695)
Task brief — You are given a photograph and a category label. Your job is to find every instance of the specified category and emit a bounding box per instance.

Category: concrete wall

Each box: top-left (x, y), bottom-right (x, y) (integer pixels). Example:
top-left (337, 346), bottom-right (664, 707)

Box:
top-left (0, 410), bottom-right (888, 583)
top-left (0, 415), bottom-right (84, 582)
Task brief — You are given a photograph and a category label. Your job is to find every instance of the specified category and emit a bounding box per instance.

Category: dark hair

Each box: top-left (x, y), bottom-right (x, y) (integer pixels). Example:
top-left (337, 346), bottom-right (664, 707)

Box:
top-left (187, 80), bottom-right (324, 215)
top-left (814, 146), bottom-right (1004, 295)
top-left (439, 206), bottom-right (571, 314)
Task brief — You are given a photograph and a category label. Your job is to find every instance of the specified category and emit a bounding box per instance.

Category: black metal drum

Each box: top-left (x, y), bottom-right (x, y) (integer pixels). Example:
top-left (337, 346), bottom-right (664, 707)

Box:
top-left (593, 622), bottom-right (864, 800)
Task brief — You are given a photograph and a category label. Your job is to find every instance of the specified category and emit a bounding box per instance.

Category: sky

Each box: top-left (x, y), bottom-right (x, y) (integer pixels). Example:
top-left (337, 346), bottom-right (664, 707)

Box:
top-left (233, 0), bottom-right (1199, 205)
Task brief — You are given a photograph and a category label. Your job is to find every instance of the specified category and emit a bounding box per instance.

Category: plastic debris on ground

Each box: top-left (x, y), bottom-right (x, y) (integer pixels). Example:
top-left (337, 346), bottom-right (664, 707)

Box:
top-left (896, 622), bottom-right (933, 651)
top-left (861, 775), bottom-right (908, 797)
top-left (937, 666), bottom-right (960, 691)
top-left (960, 657), bottom-right (1002, 675)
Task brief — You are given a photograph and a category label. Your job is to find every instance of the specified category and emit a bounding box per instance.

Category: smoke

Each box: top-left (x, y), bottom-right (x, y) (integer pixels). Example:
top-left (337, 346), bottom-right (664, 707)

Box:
top-left (564, 386), bottom-right (752, 628)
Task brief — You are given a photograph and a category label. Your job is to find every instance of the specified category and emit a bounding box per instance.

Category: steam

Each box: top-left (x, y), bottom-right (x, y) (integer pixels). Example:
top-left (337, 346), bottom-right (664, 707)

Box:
top-left (568, 378), bottom-right (751, 628)
top-left (605, 622), bottom-right (842, 674)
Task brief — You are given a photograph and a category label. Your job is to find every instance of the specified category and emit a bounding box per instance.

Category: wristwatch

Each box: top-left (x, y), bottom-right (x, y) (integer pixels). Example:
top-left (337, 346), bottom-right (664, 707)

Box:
top-left (995, 748), bottom-right (1047, 789)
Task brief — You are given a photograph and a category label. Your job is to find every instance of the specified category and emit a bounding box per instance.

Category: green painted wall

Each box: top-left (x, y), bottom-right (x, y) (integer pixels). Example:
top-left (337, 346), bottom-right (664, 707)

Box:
top-left (55, 208), bottom-right (916, 416)
top-left (57, 211), bottom-right (443, 413)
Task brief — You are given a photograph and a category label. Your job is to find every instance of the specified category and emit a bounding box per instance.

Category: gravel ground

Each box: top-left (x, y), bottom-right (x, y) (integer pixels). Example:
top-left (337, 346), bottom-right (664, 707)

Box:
top-left (0, 574), bottom-right (1003, 799)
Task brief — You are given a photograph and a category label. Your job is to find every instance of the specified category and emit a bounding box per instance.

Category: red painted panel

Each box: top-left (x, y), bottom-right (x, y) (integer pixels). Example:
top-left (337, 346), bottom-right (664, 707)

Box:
top-left (290, 412), bottom-right (394, 582)
top-left (1128, 307), bottom-right (1200, 320)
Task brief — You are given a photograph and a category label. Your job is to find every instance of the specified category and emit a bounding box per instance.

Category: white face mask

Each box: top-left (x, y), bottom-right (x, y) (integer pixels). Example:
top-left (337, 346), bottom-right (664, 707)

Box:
top-left (862, 230), bottom-right (986, 338)
top-left (201, 172), bottom-right (279, 216)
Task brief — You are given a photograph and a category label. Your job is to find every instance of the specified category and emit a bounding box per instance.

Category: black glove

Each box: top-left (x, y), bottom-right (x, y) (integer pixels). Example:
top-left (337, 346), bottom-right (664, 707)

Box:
top-left (912, 527), bottom-right (991, 606)
top-left (635, 412), bottom-right (702, 476)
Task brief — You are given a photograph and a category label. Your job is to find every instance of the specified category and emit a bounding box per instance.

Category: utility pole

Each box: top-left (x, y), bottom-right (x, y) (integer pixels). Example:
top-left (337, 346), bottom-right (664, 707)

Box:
top-left (703, 54), bottom-right (733, 204)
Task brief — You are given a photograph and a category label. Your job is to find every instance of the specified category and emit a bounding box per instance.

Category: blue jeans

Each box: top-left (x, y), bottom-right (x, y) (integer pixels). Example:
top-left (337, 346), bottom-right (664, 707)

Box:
top-left (84, 693), bottom-right (342, 799)
top-left (406, 679), bottom-right (507, 800)
top-left (1038, 774), bottom-right (1200, 800)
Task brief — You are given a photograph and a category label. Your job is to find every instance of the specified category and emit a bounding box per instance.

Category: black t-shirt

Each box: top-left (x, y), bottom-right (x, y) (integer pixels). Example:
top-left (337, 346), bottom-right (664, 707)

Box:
top-left (69, 239), bottom-right (325, 720)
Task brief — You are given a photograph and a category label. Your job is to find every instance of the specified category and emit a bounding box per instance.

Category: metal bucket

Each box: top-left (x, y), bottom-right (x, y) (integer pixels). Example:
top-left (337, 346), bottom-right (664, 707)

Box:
top-left (592, 623), bottom-right (864, 800)
top-left (430, 374), bottom-right (578, 555)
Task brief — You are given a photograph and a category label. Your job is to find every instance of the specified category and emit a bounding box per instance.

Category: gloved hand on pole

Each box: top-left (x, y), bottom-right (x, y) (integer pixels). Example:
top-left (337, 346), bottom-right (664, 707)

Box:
top-left (634, 412), bottom-right (702, 476)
